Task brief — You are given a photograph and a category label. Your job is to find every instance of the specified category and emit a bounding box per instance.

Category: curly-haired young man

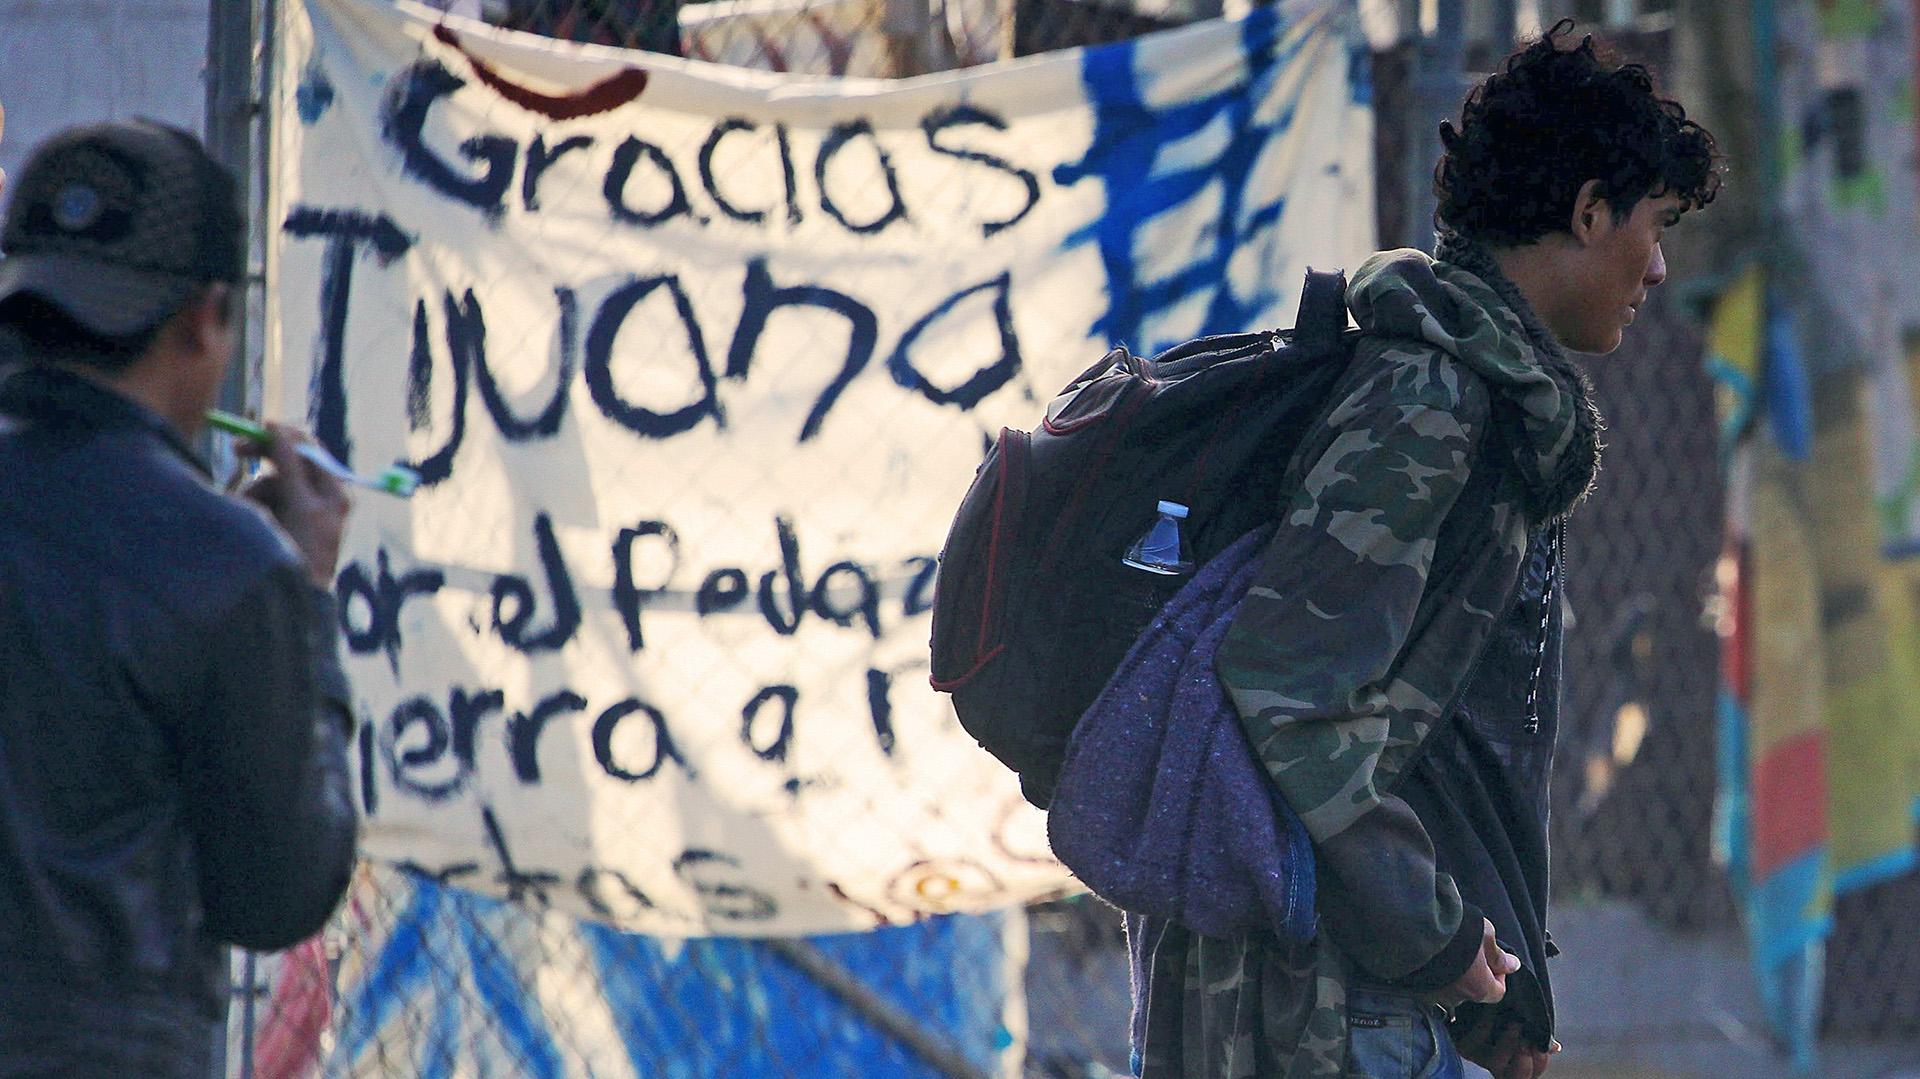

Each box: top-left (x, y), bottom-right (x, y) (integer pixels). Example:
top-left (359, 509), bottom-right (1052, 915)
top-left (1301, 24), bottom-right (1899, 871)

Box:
top-left (1126, 22), bottom-right (1718, 1079)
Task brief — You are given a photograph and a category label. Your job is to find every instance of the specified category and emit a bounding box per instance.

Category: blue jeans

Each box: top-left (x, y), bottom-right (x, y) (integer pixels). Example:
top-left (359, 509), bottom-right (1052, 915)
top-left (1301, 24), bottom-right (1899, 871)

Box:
top-left (1343, 990), bottom-right (1466, 1079)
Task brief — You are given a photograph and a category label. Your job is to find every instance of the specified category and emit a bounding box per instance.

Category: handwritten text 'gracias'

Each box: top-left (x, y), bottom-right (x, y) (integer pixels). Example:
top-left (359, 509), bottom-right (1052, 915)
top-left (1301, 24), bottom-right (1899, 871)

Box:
top-left (288, 61), bottom-right (1049, 471)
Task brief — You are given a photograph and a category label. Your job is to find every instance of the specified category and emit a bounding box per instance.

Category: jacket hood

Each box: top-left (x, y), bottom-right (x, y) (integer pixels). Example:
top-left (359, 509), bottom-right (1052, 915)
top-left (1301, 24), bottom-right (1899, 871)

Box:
top-left (1346, 244), bottom-right (1601, 521)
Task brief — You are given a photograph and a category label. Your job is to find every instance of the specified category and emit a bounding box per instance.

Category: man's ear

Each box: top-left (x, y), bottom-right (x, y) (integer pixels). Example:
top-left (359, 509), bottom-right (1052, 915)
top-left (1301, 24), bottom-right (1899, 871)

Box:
top-left (201, 282), bottom-right (235, 327)
top-left (187, 283), bottom-right (234, 346)
top-left (1567, 179), bottom-right (1609, 246)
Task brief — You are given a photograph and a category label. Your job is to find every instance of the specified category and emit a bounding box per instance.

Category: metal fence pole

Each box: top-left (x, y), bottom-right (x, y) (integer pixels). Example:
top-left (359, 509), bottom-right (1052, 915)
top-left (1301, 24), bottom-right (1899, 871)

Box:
top-left (239, 952), bottom-right (260, 1079)
top-left (1403, 0), bottom-right (1465, 252)
top-left (206, 4), bottom-right (270, 1070)
top-left (204, 0), bottom-right (253, 193)
top-left (206, 0), bottom-right (258, 421)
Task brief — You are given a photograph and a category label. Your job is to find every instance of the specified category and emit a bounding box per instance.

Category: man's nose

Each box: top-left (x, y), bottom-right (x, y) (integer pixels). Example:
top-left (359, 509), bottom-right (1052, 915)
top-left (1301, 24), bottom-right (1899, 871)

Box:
top-left (1646, 242), bottom-right (1668, 287)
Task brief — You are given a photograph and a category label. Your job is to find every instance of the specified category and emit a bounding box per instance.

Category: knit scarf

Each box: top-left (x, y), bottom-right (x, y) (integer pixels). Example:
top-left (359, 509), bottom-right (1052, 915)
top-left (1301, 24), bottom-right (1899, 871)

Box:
top-left (1434, 233), bottom-right (1604, 521)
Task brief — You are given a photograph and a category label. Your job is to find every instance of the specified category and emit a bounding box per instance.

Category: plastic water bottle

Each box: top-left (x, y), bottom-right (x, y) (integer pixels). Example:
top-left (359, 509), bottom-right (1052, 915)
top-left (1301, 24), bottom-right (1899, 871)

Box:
top-left (1121, 500), bottom-right (1195, 576)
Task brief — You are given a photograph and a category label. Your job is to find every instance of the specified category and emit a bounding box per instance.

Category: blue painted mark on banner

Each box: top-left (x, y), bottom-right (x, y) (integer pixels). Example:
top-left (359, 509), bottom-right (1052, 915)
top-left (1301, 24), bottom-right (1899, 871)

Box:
top-left (1348, 33), bottom-right (1372, 107)
top-left (297, 63), bottom-right (336, 125)
top-left (582, 910), bottom-right (1006, 1078)
top-left (331, 873), bottom-right (1007, 1077)
top-left (1832, 845), bottom-right (1918, 896)
top-left (1056, 7), bottom-right (1316, 355)
top-left (1764, 287), bottom-right (1813, 461)
top-left (1748, 847), bottom-right (1829, 1075)
top-left (420, 988), bottom-right (459, 1079)
top-left (807, 914), bottom-right (1008, 1062)
top-left (459, 906), bottom-right (565, 1079)
top-left (330, 877), bottom-right (564, 1078)
top-left (1713, 688), bottom-right (1751, 908)
top-left (331, 878), bottom-right (445, 1068)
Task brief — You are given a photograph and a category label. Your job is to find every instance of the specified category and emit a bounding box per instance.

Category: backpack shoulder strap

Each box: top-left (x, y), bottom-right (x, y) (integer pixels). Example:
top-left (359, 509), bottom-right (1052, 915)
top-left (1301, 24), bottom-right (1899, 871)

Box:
top-left (1293, 268), bottom-right (1349, 351)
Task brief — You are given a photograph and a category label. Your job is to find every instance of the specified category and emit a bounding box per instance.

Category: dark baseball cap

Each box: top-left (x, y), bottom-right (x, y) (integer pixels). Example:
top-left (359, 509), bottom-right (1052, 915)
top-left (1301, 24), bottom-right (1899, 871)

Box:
top-left (0, 119), bottom-right (244, 338)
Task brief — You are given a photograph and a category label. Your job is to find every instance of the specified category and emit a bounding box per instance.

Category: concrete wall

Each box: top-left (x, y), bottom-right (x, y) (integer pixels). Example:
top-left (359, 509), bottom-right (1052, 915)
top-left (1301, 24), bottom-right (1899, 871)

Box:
top-left (0, 0), bottom-right (207, 184)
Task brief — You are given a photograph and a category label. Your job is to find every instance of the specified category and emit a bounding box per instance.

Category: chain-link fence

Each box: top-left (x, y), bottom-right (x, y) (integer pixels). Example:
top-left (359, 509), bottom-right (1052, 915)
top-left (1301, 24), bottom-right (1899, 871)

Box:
top-left (234, 1), bottom-right (1234, 1076)
top-left (228, 862), bottom-right (1026, 1079)
top-left (221, 5), bottom-right (1920, 1079)
top-left (474, 0), bottom-right (1190, 75)
top-left (1550, 286), bottom-right (1733, 931)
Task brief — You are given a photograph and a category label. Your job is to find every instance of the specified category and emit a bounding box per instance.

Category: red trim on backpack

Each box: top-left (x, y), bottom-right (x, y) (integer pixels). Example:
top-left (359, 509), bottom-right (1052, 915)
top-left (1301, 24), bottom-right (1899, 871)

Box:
top-left (978, 437), bottom-right (1014, 659)
top-left (931, 430), bottom-right (1024, 693)
top-left (1043, 350), bottom-right (1133, 435)
top-left (1043, 412), bottom-right (1099, 436)
top-left (929, 643), bottom-right (1005, 692)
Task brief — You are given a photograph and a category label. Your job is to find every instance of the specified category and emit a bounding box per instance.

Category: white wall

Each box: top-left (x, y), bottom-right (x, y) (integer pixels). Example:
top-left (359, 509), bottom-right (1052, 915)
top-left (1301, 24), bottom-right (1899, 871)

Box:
top-left (0, 0), bottom-right (208, 184)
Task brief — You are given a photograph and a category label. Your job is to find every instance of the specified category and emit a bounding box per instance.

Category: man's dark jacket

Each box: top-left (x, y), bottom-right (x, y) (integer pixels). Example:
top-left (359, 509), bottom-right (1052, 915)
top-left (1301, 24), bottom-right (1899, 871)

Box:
top-left (0, 363), bottom-right (357, 1078)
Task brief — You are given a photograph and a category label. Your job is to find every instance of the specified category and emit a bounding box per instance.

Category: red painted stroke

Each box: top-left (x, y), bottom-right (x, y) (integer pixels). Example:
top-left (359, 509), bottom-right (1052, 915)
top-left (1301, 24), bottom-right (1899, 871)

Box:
top-left (1753, 730), bottom-right (1827, 878)
top-left (432, 24), bottom-right (647, 120)
top-left (253, 935), bottom-right (330, 1079)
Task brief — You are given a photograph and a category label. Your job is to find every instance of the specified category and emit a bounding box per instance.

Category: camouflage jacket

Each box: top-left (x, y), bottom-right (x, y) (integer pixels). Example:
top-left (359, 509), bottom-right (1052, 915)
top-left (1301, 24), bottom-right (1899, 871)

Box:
top-left (1131, 244), bottom-right (1600, 1079)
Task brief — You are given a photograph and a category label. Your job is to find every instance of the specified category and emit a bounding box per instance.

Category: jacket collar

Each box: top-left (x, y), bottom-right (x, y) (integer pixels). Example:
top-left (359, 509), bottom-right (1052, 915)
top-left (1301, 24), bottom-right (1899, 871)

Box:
top-left (0, 362), bottom-right (213, 480)
top-left (1347, 239), bottom-right (1602, 522)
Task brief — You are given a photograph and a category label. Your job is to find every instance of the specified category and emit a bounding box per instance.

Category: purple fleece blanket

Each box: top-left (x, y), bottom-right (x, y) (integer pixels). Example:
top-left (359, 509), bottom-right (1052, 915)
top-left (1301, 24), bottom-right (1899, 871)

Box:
top-left (1047, 524), bottom-right (1317, 943)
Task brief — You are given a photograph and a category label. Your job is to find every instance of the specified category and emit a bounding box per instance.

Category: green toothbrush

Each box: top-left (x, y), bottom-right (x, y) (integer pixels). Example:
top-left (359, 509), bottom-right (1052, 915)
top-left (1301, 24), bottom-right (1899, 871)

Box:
top-left (205, 409), bottom-right (421, 497)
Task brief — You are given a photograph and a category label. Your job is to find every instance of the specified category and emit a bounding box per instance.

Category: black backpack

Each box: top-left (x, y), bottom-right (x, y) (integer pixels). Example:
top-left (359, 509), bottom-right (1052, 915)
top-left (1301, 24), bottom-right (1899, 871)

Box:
top-left (928, 269), bottom-right (1359, 808)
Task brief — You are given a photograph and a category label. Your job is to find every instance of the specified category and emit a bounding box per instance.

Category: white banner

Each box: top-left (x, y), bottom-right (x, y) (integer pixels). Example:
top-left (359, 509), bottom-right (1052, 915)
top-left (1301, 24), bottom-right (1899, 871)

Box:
top-left (268, 0), bottom-right (1373, 936)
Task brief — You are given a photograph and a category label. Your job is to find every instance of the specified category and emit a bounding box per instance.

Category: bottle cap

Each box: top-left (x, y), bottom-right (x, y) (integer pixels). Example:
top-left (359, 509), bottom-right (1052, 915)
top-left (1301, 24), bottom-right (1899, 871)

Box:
top-left (1156, 500), bottom-right (1189, 518)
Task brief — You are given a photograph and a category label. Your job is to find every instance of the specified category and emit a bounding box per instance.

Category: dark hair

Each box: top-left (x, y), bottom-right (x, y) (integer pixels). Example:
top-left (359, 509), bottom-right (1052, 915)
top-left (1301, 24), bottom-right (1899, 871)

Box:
top-left (0, 285), bottom-right (233, 372)
top-left (1434, 19), bottom-right (1720, 247)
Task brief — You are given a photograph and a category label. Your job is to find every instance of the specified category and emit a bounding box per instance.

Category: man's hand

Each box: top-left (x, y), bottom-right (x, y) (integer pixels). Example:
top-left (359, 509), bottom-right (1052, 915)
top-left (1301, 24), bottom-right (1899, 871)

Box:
top-left (1453, 1011), bottom-right (1560, 1079)
top-left (237, 422), bottom-right (351, 589)
top-left (1431, 918), bottom-right (1520, 1010)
